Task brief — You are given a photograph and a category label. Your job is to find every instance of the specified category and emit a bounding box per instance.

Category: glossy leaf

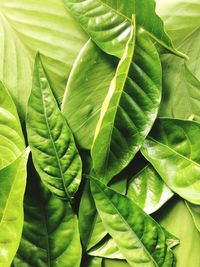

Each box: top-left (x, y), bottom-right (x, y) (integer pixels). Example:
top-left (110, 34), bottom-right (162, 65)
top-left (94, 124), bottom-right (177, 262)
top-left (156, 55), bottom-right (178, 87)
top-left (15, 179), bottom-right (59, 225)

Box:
top-left (186, 202), bottom-right (200, 232)
top-left (13, 165), bottom-right (82, 267)
top-left (26, 54), bottom-right (82, 200)
top-left (141, 118), bottom-right (200, 204)
top-left (127, 165), bottom-right (173, 214)
top-left (91, 178), bottom-right (175, 267)
top-left (0, 148), bottom-right (29, 267)
top-left (92, 25), bottom-right (162, 181)
top-left (0, 0), bottom-right (87, 118)
top-left (89, 235), bottom-right (124, 260)
top-left (62, 39), bottom-right (116, 149)
top-left (155, 198), bottom-right (200, 267)
top-left (0, 81), bottom-right (25, 169)
top-left (63, 0), bottom-right (184, 58)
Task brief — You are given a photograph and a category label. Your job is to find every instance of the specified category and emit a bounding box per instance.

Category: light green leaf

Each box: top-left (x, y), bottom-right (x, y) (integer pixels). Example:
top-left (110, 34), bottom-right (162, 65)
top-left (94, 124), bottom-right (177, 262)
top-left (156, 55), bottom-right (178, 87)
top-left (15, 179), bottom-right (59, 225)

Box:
top-left (141, 118), bottom-right (200, 204)
top-left (13, 166), bottom-right (82, 267)
top-left (89, 235), bottom-right (124, 260)
top-left (63, 0), bottom-right (184, 58)
top-left (127, 165), bottom-right (173, 214)
top-left (186, 201), bottom-right (200, 232)
top-left (0, 148), bottom-right (29, 267)
top-left (0, 0), bottom-right (87, 118)
top-left (26, 54), bottom-right (82, 200)
top-left (104, 260), bottom-right (130, 267)
top-left (62, 39), bottom-right (116, 149)
top-left (91, 178), bottom-right (175, 267)
top-left (155, 198), bottom-right (200, 267)
top-left (0, 81), bottom-right (25, 169)
top-left (92, 23), bottom-right (162, 181)
top-left (156, 0), bottom-right (200, 47)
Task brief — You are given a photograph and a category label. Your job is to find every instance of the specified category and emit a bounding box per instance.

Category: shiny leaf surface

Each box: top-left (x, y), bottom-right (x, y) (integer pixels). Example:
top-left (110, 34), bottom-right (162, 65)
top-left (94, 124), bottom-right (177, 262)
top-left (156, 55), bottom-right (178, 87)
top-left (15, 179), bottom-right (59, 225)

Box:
top-left (26, 54), bottom-right (82, 200)
top-left (141, 118), bottom-right (200, 204)
top-left (13, 166), bottom-right (82, 267)
top-left (92, 25), bottom-right (162, 181)
top-left (91, 178), bottom-right (175, 267)
top-left (0, 81), bottom-right (25, 169)
top-left (62, 39), bottom-right (116, 149)
top-left (0, 149), bottom-right (29, 267)
top-left (127, 165), bottom-right (173, 214)
top-left (0, 0), bottom-right (87, 118)
top-left (63, 0), bottom-right (183, 58)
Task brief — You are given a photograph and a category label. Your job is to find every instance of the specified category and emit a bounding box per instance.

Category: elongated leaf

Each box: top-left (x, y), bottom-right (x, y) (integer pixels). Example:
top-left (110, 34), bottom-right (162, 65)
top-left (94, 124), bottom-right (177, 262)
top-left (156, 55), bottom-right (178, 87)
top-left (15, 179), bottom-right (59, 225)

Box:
top-left (0, 148), bottom-right (29, 267)
top-left (0, 0), bottom-right (87, 118)
top-left (63, 0), bottom-right (184, 58)
top-left (141, 118), bottom-right (200, 204)
top-left (62, 39), bottom-right (116, 149)
top-left (0, 81), bottom-right (25, 169)
top-left (127, 165), bottom-right (173, 214)
top-left (26, 54), bottom-right (82, 200)
top-left (186, 202), bottom-right (200, 232)
top-left (155, 198), bottom-right (200, 267)
top-left (13, 165), bottom-right (82, 267)
top-left (91, 178), bottom-right (175, 267)
top-left (92, 24), bottom-right (162, 181)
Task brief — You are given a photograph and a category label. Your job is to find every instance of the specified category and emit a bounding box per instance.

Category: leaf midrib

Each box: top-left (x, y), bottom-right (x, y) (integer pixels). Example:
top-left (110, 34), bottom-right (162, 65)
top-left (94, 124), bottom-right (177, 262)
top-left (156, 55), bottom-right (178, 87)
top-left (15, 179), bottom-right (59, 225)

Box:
top-left (93, 180), bottom-right (159, 267)
top-left (147, 136), bottom-right (200, 167)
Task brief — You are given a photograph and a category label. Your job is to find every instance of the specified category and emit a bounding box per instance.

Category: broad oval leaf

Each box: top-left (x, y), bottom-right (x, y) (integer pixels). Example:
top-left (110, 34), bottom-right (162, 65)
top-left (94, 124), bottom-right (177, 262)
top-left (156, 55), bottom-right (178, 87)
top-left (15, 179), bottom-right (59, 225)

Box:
top-left (62, 39), bottom-right (116, 149)
top-left (186, 201), bottom-right (200, 232)
top-left (92, 25), bottom-right (162, 181)
top-left (127, 165), bottom-right (173, 214)
top-left (141, 118), bottom-right (200, 204)
top-left (91, 178), bottom-right (175, 267)
top-left (0, 0), bottom-right (87, 118)
top-left (26, 54), bottom-right (82, 200)
top-left (63, 0), bottom-right (184, 58)
top-left (13, 166), bottom-right (82, 267)
top-left (0, 148), bottom-right (29, 267)
top-left (0, 81), bottom-right (25, 169)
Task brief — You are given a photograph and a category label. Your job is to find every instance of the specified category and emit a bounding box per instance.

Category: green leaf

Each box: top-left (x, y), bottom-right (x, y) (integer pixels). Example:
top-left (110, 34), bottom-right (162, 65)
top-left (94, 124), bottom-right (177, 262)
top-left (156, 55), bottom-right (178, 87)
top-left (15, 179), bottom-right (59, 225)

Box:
top-left (0, 81), bottom-right (25, 169)
top-left (104, 260), bottom-right (130, 267)
top-left (62, 39), bottom-right (116, 149)
top-left (186, 201), bottom-right (200, 232)
top-left (63, 0), bottom-right (184, 58)
top-left (156, 0), bottom-right (200, 47)
top-left (90, 178), bottom-right (175, 267)
top-left (127, 165), bottom-right (173, 214)
top-left (26, 54), bottom-right (82, 200)
top-left (155, 198), bottom-right (200, 267)
top-left (0, 0), bottom-right (87, 118)
top-left (0, 148), bottom-right (29, 267)
top-left (84, 257), bottom-right (103, 267)
top-left (89, 235), bottom-right (124, 260)
top-left (141, 118), bottom-right (200, 204)
top-left (92, 23), bottom-right (162, 181)
top-left (13, 165), bottom-right (82, 267)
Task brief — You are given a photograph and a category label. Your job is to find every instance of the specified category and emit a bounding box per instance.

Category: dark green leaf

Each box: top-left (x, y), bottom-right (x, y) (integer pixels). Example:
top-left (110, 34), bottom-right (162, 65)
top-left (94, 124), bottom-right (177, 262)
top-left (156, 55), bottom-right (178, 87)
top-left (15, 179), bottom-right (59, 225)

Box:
top-left (26, 54), bottom-right (82, 200)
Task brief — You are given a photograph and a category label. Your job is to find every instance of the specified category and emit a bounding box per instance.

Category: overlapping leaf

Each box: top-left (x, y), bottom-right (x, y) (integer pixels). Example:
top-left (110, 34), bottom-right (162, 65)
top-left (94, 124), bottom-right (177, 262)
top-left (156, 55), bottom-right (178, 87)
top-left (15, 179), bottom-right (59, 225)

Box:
top-left (186, 202), bottom-right (200, 232)
top-left (0, 0), bottom-right (87, 118)
top-left (12, 166), bottom-right (82, 267)
top-left (0, 81), bottom-right (25, 169)
top-left (26, 54), bottom-right (82, 200)
top-left (92, 22), bottom-right (162, 181)
top-left (0, 149), bottom-right (29, 267)
top-left (63, 0), bottom-right (183, 58)
top-left (127, 165), bottom-right (173, 214)
top-left (141, 118), bottom-right (200, 204)
top-left (91, 178), bottom-right (175, 266)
